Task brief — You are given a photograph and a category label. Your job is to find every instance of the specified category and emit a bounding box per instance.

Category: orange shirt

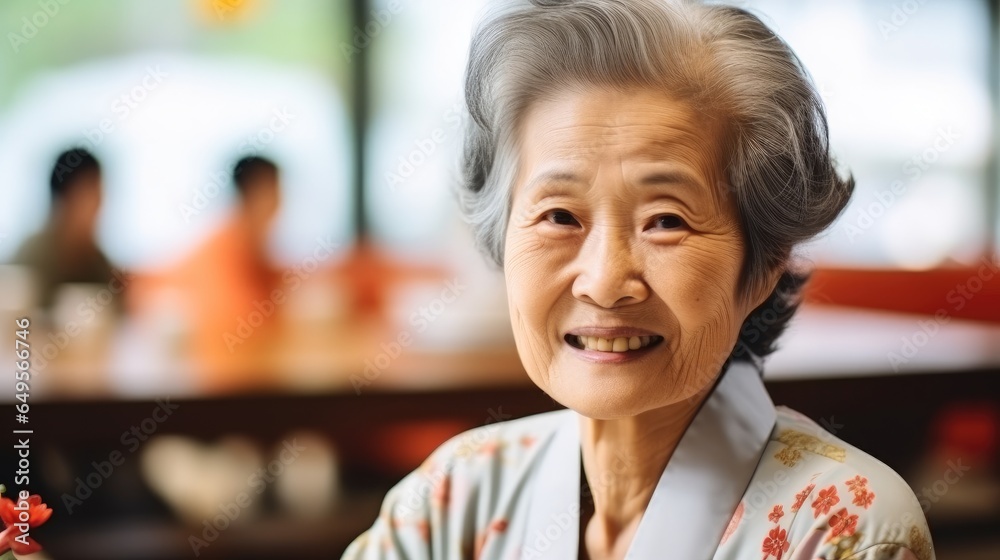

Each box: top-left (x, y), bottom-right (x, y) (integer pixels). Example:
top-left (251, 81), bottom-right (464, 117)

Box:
top-left (129, 218), bottom-right (280, 388)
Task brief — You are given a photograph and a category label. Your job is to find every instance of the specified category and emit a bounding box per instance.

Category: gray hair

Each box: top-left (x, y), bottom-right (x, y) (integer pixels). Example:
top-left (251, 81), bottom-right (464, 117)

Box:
top-left (458, 0), bottom-right (854, 361)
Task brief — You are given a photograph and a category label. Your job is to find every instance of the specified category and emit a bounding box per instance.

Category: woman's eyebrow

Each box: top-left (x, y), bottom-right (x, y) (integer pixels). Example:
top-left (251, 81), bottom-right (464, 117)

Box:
top-left (638, 170), bottom-right (705, 192)
top-left (525, 170), bottom-right (585, 193)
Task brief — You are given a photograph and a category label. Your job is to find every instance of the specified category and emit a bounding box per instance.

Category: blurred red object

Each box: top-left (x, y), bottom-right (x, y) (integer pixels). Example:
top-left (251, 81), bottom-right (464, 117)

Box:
top-left (805, 263), bottom-right (1000, 323)
top-left (932, 402), bottom-right (1000, 466)
top-left (366, 420), bottom-right (474, 475)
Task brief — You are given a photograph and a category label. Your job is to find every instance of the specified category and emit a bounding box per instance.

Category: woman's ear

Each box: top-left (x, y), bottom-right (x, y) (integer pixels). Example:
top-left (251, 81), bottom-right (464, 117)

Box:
top-left (745, 265), bottom-right (785, 314)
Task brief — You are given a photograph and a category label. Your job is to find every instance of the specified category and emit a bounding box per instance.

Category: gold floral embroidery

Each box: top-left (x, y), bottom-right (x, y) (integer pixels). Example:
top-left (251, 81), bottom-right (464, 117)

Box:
top-left (773, 429), bottom-right (847, 466)
top-left (908, 526), bottom-right (933, 560)
top-left (775, 446), bottom-right (802, 467)
top-left (873, 544), bottom-right (902, 560)
top-left (827, 532), bottom-right (861, 559)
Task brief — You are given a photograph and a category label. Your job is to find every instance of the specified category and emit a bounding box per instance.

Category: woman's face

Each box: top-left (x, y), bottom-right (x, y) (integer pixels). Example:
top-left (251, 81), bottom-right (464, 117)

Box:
top-left (504, 86), bottom-right (774, 419)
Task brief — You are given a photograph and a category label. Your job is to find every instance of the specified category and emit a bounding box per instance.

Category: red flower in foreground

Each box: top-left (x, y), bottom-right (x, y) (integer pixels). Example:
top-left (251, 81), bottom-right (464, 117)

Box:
top-left (811, 485), bottom-right (840, 518)
top-left (827, 507), bottom-right (859, 541)
top-left (852, 489), bottom-right (875, 509)
top-left (0, 494), bottom-right (52, 555)
top-left (845, 475), bottom-right (868, 493)
top-left (768, 505), bottom-right (784, 523)
top-left (761, 526), bottom-right (790, 559)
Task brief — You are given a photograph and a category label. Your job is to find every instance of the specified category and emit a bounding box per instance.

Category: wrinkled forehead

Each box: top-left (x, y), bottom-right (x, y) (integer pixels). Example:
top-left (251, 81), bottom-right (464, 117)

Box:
top-left (512, 86), bottom-right (733, 205)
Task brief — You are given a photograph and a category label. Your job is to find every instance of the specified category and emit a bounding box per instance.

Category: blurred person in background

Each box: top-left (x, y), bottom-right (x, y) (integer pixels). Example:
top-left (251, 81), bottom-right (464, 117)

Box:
top-left (212, 154), bottom-right (284, 301)
top-left (166, 154), bottom-right (281, 329)
top-left (13, 148), bottom-right (114, 309)
top-left (129, 155), bottom-right (284, 382)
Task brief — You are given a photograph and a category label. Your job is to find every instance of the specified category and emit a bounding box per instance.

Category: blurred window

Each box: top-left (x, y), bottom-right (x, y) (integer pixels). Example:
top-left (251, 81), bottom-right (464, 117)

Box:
top-left (0, 0), bottom-right (355, 270)
top-left (365, 0), bottom-right (997, 270)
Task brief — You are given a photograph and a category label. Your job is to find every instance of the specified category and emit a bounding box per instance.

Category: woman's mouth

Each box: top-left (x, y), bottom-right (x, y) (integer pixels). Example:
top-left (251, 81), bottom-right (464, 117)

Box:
top-left (565, 334), bottom-right (664, 353)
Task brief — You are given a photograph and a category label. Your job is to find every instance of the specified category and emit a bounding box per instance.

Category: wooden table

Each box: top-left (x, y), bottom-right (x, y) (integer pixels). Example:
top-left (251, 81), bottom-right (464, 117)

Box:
top-left (3, 305), bottom-right (999, 559)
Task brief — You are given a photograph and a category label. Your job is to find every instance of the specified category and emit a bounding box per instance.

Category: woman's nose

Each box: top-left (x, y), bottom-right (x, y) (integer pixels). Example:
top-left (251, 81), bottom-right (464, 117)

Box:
top-left (571, 225), bottom-right (649, 308)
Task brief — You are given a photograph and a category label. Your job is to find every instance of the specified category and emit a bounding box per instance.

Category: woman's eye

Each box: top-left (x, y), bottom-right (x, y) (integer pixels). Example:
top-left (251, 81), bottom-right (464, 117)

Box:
top-left (545, 210), bottom-right (579, 226)
top-left (651, 214), bottom-right (686, 230)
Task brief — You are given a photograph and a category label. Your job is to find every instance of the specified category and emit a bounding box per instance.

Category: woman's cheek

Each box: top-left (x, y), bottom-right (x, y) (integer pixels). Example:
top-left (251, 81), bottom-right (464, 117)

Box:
top-left (664, 247), bottom-right (745, 367)
top-left (507, 233), bottom-right (577, 297)
top-left (674, 242), bottom-right (744, 308)
top-left (505, 238), bottom-right (561, 332)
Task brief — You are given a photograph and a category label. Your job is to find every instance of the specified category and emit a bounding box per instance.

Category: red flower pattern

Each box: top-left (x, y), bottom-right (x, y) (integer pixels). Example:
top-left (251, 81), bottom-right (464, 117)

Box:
top-left (478, 440), bottom-right (502, 456)
top-left (827, 508), bottom-right (859, 541)
top-left (852, 489), bottom-right (875, 509)
top-left (761, 526), bottom-right (790, 559)
top-left (811, 485), bottom-right (840, 518)
top-left (415, 519), bottom-right (430, 542)
top-left (0, 494), bottom-right (52, 556)
top-left (768, 505), bottom-right (784, 523)
top-left (845, 475), bottom-right (868, 493)
top-left (791, 484), bottom-right (815, 512)
top-left (843, 474), bottom-right (876, 510)
top-left (431, 474), bottom-right (451, 509)
top-left (474, 518), bottom-right (509, 559)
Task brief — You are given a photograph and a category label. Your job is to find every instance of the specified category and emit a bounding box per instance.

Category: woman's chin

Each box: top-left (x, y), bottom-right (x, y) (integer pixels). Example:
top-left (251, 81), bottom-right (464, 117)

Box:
top-left (536, 357), bottom-right (707, 419)
top-left (566, 402), bottom-right (644, 421)
top-left (543, 378), bottom-right (657, 420)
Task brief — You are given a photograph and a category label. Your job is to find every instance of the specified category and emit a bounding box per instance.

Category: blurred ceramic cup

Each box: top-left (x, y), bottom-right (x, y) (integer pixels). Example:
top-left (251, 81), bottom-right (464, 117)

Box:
top-left (284, 273), bottom-right (350, 326)
top-left (388, 272), bottom-right (513, 350)
top-left (273, 432), bottom-right (341, 518)
top-left (141, 435), bottom-right (265, 524)
top-left (0, 264), bottom-right (39, 314)
top-left (141, 287), bottom-right (192, 359)
top-left (50, 282), bottom-right (117, 354)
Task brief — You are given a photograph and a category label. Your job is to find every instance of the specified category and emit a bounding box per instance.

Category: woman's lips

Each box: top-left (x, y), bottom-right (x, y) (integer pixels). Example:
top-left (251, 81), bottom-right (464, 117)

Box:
top-left (566, 333), bottom-right (662, 352)
top-left (563, 331), bottom-right (665, 363)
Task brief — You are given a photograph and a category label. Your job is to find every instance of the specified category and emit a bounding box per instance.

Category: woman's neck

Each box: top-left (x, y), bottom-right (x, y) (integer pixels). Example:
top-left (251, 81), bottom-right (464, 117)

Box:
top-left (577, 391), bottom-right (711, 559)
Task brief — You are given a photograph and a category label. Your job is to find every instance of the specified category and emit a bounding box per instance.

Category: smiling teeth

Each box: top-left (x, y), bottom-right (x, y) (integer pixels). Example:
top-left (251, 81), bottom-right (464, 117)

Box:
top-left (577, 335), bottom-right (654, 352)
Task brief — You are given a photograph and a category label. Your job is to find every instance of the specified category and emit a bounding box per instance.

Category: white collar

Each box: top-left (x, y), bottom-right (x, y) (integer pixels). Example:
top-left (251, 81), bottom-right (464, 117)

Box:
top-left (523, 359), bottom-right (776, 559)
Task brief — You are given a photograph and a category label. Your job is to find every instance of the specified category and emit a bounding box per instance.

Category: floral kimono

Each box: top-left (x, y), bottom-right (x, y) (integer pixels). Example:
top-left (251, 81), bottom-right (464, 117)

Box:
top-left (343, 361), bottom-right (934, 559)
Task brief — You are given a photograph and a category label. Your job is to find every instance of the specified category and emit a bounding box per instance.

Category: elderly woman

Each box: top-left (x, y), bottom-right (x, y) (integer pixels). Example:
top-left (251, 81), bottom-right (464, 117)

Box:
top-left (345, 1), bottom-right (934, 558)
